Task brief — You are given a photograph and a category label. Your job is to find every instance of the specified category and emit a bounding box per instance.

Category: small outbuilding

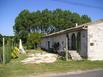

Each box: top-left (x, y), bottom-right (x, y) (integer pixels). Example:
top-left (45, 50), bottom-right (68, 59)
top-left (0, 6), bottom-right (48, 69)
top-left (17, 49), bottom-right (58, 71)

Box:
top-left (40, 19), bottom-right (103, 60)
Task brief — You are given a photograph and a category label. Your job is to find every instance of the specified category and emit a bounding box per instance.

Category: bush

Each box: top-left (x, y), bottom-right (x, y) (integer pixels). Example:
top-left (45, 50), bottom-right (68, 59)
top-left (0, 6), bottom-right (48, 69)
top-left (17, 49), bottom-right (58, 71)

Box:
top-left (0, 47), bottom-right (3, 63)
top-left (11, 47), bottom-right (19, 59)
top-left (52, 42), bottom-right (60, 53)
top-left (5, 45), bottom-right (12, 63)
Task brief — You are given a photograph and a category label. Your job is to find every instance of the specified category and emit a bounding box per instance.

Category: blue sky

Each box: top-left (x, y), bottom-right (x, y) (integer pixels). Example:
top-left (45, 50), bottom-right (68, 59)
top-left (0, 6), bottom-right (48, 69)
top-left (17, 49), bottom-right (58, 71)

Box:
top-left (0, 0), bottom-right (103, 36)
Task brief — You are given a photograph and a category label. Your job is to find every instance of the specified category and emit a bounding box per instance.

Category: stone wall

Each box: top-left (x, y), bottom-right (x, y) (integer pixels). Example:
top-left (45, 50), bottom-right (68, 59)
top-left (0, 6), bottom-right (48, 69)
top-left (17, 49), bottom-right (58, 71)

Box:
top-left (80, 30), bottom-right (87, 58)
top-left (40, 34), bottom-right (66, 52)
top-left (40, 30), bottom-right (88, 58)
top-left (88, 22), bottom-right (103, 60)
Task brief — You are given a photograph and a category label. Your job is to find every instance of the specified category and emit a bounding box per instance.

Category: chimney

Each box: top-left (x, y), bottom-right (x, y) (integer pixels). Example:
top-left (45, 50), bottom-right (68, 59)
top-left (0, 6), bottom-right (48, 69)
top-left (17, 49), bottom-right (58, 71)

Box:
top-left (76, 23), bottom-right (78, 27)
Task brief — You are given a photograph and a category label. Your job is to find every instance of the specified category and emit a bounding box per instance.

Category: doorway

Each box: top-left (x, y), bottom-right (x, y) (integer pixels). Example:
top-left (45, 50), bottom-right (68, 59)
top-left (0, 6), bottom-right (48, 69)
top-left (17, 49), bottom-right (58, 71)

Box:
top-left (77, 32), bottom-right (81, 53)
top-left (71, 33), bottom-right (76, 50)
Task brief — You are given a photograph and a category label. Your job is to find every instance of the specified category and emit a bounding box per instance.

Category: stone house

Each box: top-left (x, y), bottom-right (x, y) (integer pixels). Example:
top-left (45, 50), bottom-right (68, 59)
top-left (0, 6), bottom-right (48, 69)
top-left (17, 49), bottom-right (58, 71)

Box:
top-left (40, 19), bottom-right (103, 60)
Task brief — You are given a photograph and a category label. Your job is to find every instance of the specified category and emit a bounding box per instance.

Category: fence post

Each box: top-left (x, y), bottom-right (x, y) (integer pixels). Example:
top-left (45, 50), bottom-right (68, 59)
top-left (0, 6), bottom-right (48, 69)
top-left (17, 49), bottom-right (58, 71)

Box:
top-left (65, 35), bottom-right (69, 61)
top-left (3, 38), bottom-right (5, 64)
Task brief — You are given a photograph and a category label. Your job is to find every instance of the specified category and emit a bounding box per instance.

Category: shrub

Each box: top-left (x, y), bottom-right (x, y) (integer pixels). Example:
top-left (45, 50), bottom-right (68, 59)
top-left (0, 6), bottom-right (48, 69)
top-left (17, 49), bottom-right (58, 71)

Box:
top-left (0, 47), bottom-right (3, 62)
top-left (52, 42), bottom-right (60, 53)
top-left (11, 47), bottom-right (19, 59)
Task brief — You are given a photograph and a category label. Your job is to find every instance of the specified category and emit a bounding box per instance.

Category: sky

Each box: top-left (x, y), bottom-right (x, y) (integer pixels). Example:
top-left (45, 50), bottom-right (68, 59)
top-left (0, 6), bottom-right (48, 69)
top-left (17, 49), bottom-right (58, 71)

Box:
top-left (0, 0), bottom-right (103, 36)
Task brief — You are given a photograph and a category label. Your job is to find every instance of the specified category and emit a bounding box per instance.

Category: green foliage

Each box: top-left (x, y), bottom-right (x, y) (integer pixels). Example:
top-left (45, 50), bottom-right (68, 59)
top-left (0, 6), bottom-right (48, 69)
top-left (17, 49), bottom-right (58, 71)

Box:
top-left (0, 34), bottom-right (3, 62)
top-left (3, 36), bottom-right (14, 46)
top-left (0, 37), bottom-right (15, 63)
top-left (2, 39), bottom-right (13, 64)
top-left (27, 33), bottom-right (43, 49)
top-left (13, 9), bottom-right (91, 47)
top-left (5, 45), bottom-right (12, 63)
top-left (0, 47), bottom-right (3, 62)
top-left (81, 15), bottom-right (91, 24)
top-left (14, 9), bottom-right (91, 35)
top-left (13, 10), bottom-right (31, 44)
top-left (0, 34), bottom-right (2, 47)
top-left (11, 47), bottom-right (19, 59)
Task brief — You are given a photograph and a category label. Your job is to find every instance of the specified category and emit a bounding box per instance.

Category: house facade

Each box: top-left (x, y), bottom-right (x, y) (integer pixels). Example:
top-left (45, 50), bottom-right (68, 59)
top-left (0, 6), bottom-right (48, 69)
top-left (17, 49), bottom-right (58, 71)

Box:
top-left (40, 19), bottom-right (103, 60)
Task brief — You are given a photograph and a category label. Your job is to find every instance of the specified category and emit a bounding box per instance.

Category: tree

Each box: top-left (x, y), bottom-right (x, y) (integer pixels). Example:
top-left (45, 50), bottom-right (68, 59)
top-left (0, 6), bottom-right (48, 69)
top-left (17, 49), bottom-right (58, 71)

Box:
top-left (41, 9), bottom-right (53, 33)
top-left (30, 10), bottom-right (42, 33)
top-left (27, 33), bottom-right (43, 49)
top-left (0, 34), bottom-right (2, 46)
top-left (13, 9), bottom-right (31, 43)
top-left (13, 9), bottom-right (91, 49)
top-left (81, 15), bottom-right (91, 24)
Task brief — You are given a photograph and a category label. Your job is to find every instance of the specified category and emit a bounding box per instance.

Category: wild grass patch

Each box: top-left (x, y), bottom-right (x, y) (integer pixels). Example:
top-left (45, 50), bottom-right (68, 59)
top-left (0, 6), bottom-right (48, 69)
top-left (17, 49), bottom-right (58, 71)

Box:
top-left (0, 53), bottom-right (103, 77)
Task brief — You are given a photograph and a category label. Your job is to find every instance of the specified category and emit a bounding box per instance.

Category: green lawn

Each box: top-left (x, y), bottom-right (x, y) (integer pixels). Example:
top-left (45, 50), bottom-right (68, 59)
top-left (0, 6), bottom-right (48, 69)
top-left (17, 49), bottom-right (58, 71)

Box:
top-left (0, 53), bottom-right (103, 77)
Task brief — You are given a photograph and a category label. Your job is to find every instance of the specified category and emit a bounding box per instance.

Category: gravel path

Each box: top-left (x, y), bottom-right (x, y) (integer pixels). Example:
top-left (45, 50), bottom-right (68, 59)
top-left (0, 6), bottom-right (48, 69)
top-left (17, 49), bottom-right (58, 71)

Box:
top-left (21, 52), bottom-right (58, 64)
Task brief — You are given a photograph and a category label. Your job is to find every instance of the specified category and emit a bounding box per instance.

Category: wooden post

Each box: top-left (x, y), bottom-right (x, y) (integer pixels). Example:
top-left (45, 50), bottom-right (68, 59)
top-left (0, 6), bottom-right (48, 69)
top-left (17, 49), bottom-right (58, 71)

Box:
top-left (12, 38), bottom-right (14, 49)
top-left (65, 35), bottom-right (69, 61)
top-left (3, 38), bottom-right (5, 64)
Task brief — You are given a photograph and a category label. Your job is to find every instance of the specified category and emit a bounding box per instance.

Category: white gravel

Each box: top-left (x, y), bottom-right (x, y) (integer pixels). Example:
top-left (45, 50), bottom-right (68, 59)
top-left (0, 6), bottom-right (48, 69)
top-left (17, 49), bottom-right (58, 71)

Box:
top-left (21, 52), bottom-right (58, 64)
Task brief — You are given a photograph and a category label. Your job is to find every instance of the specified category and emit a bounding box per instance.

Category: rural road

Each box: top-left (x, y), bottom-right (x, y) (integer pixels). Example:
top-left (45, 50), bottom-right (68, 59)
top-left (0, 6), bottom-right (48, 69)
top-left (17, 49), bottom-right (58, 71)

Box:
top-left (53, 70), bottom-right (103, 77)
top-left (35, 69), bottom-right (103, 77)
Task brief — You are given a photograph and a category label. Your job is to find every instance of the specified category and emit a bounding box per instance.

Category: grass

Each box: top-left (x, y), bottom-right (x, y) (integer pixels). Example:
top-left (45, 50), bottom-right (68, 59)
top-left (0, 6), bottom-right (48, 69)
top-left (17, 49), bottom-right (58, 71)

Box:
top-left (26, 48), bottom-right (45, 53)
top-left (0, 52), bottom-right (103, 77)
